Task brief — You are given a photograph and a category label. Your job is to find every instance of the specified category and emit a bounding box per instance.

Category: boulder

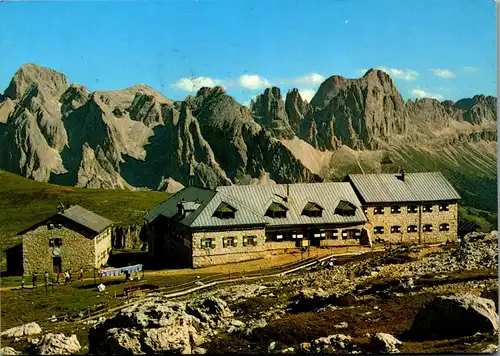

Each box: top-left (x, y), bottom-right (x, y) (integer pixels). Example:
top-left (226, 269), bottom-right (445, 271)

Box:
top-left (193, 347), bottom-right (207, 354)
top-left (0, 347), bottom-right (20, 355)
top-left (408, 294), bottom-right (498, 340)
top-left (299, 342), bottom-right (311, 352)
top-left (334, 321), bottom-right (349, 329)
top-left (1, 322), bottom-right (42, 338)
top-left (89, 297), bottom-right (232, 355)
top-left (481, 344), bottom-right (498, 353)
top-left (36, 333), bottom-right (81, 355)
top-left (370, 333), bottom-right (402, 353)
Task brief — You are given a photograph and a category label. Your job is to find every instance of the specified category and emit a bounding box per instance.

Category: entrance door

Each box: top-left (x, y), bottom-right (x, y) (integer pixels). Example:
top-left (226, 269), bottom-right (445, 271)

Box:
top-left (52, 257), bottom-right (62, 273)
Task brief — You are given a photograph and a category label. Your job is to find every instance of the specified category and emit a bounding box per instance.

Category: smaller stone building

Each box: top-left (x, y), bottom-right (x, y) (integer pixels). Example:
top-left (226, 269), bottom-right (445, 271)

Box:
top-left (346, 171), bottom-right (461, 244)
top-left (18, 204), bottom-right (114, 276)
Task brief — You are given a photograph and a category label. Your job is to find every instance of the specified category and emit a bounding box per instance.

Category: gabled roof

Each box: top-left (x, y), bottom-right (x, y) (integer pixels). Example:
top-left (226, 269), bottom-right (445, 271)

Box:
top-left (58, 205), bottom-right (113, 233)
top-left (346, 172), bottom-right (461, 204)
top-left (17, 205), bottom-right (113, 236)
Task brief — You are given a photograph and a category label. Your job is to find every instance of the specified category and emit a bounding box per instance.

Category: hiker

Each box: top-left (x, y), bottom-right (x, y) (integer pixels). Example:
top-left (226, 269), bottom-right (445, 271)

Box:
top-left (56, 271), bottom-right (62, 284)
top-left (44, 271), bottom-right (49, 285)
top-left (32, 272), bottom-right (37, 288)
top-left (64, 271), bottom-right (70, 284)
top-left (79, 267), bottom-right (84, 281)
top-left (68, 271), bottom-right (73, 284)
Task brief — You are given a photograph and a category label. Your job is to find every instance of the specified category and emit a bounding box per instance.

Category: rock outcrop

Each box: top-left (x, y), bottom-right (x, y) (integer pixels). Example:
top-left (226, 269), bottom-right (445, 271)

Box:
top-left (370, 333), bottom-right (402, 354)
top-left (88, 297), bottom-right (234, 355)
top-left (35, 333), bottom-right (81, 355)
top-left (408, 294), bottom-right (499, 340)
top-left (1, 322), bottom-right (42, 338)
top-left (0, 64), bottom-right (496, 195)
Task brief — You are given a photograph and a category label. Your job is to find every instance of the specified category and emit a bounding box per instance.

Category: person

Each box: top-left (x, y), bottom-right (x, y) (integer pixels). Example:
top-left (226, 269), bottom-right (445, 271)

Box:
top-left (79, 267), bottom-right (84, 281)
top-left (44, 271), bottom-right (49, 285)
top-left (68, 271), bottom-right (73, 284)
top-left (21, 276), bottom-right (25, 289)
top-left (125, 271), bottom-right (131, 282)
top-left (32, 272), bottom-right (37, 288)
top-left (64, 271), bottom-right (70, 284)
top-left (57, 271), bottom-right (62, 284)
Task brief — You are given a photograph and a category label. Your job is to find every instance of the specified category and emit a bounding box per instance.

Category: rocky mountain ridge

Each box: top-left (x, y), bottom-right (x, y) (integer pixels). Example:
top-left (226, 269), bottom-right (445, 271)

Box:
top-left (0, 64), bottom-right (496, 209)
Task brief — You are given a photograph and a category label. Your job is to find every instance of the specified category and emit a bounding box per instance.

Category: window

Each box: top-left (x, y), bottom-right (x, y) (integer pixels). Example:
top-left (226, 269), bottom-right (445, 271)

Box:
top-left (331, 230), bottom-right (339, 240)
top-left (391, 206), bottom-right (401, 214)
top-left (213, 202), bottom-right (237, 219)
top-left (363, 207), bottom-right (368, 215)
top-left (265, 202), bottom-right (288, 219)
top-left (374, 207), bottom-right (385, 215)
top-left (374, 226), bottom-right (384, 234)
top-left (439, 204), bottom-right (450, 212)
top-left (302, 202), bottom-right (323, 218)
top-left (49, 238), bottom-right (63, 247)
top-left (407, 225), bottom-right (418, 233)
top-left (423, 205), bottom-right (433, 213)
top-left (201, 238), bottom-right (215, 249)
top-left (48, 223), bottom-right (54, 230)
top-left (49, 239), bottom-right (54, 247)
top-left (439, 223), bottom-right (450, 231)
top-left (313, 232), bottom-right (326, 240)
top-left (292, 233), bottom-right (304, 239)
top-left (391, 226), bottom-right (401, 233)
top-left (243, 236), bottom-right (258, 246)
top-left (320, 231), bottom-right (326, 238)
top-left (343, 229), bottom-right (361, 239)
top-left (223, 236), bottom-right (237, 247)
top-left (423, 224), bottom-right (433, 232)
top-left (408, 205), bottom-right (418, 214)
top-left (335, 200), bottom-right (357, 217)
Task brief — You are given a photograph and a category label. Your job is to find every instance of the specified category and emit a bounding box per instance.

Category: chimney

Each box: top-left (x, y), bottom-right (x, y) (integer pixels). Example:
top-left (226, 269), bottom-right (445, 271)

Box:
top-left (397, 168), bottom-right (406, 182)
top-left (284, 183), bottom-right (290, 202)
top-left (177, 199), bottom-right (185, 217)
top-left (56, 202), bottom-right (65, 214)
top-left (188, 162), bottom-right (195, 187)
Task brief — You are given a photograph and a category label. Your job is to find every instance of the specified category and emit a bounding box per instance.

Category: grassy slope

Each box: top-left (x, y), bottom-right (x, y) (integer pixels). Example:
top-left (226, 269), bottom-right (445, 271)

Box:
top-left (0, 170), bottom-right (171, 251)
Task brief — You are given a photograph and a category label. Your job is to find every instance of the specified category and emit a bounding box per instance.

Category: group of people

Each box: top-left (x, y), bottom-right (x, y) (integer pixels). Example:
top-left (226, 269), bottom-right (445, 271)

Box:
top-left (22, 268), bottom-right (85, 288)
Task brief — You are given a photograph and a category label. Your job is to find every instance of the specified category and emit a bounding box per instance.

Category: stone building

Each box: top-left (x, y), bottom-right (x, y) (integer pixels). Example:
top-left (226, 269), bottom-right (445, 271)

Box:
top-left (18, 204), bottom-right (113, 276)
top-left (145, 182), bottom-right (369, 268)
top-left (346, 171), bottom-right (461, 244)
top-left (145, 171), bottom-right (461, 268)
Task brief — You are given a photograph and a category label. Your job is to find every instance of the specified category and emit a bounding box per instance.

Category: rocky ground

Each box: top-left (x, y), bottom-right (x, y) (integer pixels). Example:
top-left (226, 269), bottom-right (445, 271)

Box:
top-left (1, 231), bottom-right (498, 355)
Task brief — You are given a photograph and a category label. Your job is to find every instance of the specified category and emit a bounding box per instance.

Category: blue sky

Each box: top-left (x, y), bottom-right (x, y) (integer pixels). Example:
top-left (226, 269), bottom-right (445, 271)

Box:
top-left (0, 0), bottom-right (496, 105)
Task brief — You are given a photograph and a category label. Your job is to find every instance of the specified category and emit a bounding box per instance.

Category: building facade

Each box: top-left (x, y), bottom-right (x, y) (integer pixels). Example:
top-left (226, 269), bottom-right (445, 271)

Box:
top-left (146, 171), bottom-right (461, 269)
top-left (346, 171), bottom-right (460, 244)
top-left (19, 204), bottom-right (114, 276)
top-left (145, 182), bottom-right (369, 268)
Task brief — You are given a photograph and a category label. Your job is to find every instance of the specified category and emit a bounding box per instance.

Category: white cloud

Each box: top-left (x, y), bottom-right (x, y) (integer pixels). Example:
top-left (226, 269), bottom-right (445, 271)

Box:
top-left (409, 88), bottom-right (443, 101)
top-left (299, 89), bottom-right (316, 103)
top-left (463, 66), bottom-right (479, 73)
top-left (172, 76), bottom-right (224, 92)
top-left (376, 67), bottom-right (420, 81)
top-left (238, 74), bottom-right (271, 89)
top-left (356, 68), bottom-right (369, 76)
top-left (294, 73), bottom-right (325, 85)
top-left (430, 68), bottom-right (456, 79)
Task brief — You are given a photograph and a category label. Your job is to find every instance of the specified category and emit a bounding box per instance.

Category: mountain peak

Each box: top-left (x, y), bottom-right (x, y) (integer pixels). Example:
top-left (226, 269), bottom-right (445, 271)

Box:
top-left (4, 63), bottom-right (68, 100)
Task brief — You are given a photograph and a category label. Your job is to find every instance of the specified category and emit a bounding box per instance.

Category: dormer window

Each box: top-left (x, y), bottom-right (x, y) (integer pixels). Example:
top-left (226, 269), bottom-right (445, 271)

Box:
top-left (213, 202), bottom-right (237, 219)
top-left (302, 202), bottom-right (323, 218)
top-left (265, 202), bottom-right (288, 219)
top-left (334, 200), bottom-right (357, 217)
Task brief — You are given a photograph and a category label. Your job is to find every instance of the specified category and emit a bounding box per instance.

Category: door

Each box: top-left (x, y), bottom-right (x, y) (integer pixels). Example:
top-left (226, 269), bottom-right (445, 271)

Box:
top-left (52, 257), bottom-right (62, 273)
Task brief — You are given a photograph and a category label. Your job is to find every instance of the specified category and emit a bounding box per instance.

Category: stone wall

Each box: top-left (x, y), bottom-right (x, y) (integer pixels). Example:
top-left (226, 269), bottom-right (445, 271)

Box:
top-left (191, 228), bottom-right (266, 268)
top-left (364, 202), bottom-right (458, 244)
top-left (23, 224), bottom-right (95, 277)
top-left (95, 228), bottom-right (112, 267)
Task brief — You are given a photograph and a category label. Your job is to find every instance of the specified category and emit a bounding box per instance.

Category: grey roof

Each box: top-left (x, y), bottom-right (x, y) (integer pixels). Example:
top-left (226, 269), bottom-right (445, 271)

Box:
top-left (347, 172), bottom-right (461, 204)
top-left (58, 205), bottom-right (113, 233)
top-left (216, 182), bottom-right (366, 227)
top-left (144, 182), bottom-right (367, 229)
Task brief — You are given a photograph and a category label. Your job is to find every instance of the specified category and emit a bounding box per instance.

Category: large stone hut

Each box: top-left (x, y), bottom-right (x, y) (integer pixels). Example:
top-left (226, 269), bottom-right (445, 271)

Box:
top-left (144, 182), bottom-right (368, 268)
top-left (17, 204), bottom-right (114, 276)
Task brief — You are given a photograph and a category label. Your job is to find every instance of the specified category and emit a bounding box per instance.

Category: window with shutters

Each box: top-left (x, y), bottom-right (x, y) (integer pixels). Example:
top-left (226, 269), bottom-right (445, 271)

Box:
top-left (423, 224), bottom-right (433, 232)
top-left (408, 205), bottom-right (418, 213)
top-left (243, 235), bottom-right (258, 246)
top-left (223, 236), bottom-right (237, 247)
top-left (439, 223), bottom-right (450, 231)
top-left (407, 225), bottom-right (418, 233)
top-left (423, 205), bottom-right (433, 213)
top-left (391, 226), bottom-right (401, 233)
top-left (391, 205), bottom-right (402, 214)
top-left (439, 204), bottom-right (450, 212)
top-left (374, 226), bottom-right (384, 234)
top-left (331, 230), bottom-right (339, 239)
top-left (201, 238), bottom-right (215, 249)
top-left (374, 207), bottom-right (385, 215)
